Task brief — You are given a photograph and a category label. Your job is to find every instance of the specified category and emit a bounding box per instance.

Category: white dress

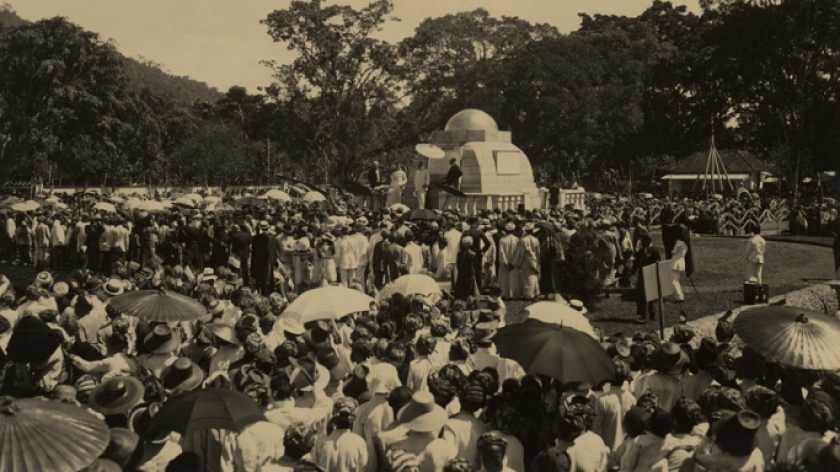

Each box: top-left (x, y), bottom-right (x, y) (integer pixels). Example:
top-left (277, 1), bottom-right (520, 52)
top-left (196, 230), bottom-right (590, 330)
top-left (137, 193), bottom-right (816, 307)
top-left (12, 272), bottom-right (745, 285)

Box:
top-left (386, 170), bottom-right (407, 206)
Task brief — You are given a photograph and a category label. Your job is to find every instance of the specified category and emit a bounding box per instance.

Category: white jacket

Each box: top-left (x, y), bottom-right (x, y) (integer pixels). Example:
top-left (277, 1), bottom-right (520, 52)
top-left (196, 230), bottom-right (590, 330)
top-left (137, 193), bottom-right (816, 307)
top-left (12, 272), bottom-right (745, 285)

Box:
top-left (745, 235), bottom-right (766, 263)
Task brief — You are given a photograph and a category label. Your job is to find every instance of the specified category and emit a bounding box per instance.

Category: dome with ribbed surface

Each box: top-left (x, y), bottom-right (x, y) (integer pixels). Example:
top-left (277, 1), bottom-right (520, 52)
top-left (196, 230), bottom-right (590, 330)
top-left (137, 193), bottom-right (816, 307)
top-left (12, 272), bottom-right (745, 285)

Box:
top-left (444, 109), bottom-right (499, 132)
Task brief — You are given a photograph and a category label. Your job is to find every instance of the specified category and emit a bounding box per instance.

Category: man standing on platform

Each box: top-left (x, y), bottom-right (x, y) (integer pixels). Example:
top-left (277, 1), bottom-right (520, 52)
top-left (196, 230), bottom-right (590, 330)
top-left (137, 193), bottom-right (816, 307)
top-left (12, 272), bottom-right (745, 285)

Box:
top-left (368, 161), bottom-right (383, 210)
top-left (368, 161), bottom-right (382, 187)
top-left (442, 158), bottom-right (463, 189)
top-left (413, 161), bottom-right (430, 209)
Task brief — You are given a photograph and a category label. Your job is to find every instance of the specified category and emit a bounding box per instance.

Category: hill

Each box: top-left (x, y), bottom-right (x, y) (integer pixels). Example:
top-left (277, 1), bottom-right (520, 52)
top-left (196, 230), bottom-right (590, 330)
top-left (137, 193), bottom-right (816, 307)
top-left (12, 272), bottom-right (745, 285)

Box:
top-left (0, 5), bottom-right (223, 104)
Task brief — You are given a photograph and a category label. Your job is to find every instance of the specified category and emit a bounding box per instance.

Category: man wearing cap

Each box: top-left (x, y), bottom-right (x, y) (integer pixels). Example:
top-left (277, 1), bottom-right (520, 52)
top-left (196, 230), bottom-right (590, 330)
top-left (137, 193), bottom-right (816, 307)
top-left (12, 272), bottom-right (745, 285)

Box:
top-left (443, 219), bottom-right (462, 280)
top-left (50, 215), bottom-right (67, 270)
top-left (518, 223), bottom-right (541, 300)
top-left (335, 226), bottom-right (358, 287)
top-left (32, 215), bottom-right (51, 270)
top-left (310, 397), bottom-right (368, 472)
top-left (633, 342), bottom-right (688, 412)
top-left (498, 222), bottom-right (523, 300)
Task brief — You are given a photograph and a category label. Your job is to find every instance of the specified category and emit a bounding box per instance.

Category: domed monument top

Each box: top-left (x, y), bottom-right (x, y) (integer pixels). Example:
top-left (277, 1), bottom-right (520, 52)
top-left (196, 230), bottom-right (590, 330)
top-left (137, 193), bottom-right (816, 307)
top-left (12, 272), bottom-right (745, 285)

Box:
top-left (444, 109), bottom-right (499, 132)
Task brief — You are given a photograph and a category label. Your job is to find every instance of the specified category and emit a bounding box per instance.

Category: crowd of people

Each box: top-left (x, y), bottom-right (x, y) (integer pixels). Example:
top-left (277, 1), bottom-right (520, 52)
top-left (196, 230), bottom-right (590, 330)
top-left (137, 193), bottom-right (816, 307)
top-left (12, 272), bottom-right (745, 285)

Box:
top-left (0, 189), bottom-right (839, 472)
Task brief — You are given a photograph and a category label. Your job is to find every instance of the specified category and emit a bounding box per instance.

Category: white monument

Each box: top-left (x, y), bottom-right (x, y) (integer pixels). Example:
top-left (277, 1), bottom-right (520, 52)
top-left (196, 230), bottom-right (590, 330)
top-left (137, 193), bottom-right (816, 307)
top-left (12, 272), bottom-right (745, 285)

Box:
top-left (406, 109), bottom-right (542, 213)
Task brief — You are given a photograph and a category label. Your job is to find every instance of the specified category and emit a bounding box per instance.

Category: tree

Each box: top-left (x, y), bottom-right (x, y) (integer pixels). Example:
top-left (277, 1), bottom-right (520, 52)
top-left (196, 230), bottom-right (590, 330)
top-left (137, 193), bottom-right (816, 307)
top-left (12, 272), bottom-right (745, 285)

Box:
top-left (168, 123), bottom-right (262, 188)
top-left (261, 0), bottom-right (403, 182)
top-left (699, 0), bottom-right (840, 202)
top-left (0, 17), bottom-right (128, 184)
top-left (398, 9), bottom-right (559, 140)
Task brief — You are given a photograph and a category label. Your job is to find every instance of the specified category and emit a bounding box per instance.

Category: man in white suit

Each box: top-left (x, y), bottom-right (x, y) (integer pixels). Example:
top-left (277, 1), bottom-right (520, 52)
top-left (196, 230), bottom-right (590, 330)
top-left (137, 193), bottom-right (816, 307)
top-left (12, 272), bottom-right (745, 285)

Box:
top-left (413, 161), bottom-right (430, 209)
top-left (745, 224), bottom-right (766, 284)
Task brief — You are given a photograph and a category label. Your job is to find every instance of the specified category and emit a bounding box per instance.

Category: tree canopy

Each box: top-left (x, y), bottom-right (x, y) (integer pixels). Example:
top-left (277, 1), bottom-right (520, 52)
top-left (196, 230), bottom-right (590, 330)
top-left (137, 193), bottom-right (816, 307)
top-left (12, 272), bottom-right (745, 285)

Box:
top-left (1, 0), bottom-right (839, 200)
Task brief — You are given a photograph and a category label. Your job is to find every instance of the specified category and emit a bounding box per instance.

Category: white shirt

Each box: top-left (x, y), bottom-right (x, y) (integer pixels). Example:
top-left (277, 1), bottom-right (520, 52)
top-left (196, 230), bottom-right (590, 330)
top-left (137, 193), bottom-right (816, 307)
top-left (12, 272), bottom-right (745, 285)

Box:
top-left (745, 234), bottom-right (766, 263)
top-left (443, 229), bottom-right (462, 266)
top-left (414, 168), bottom-right (430, 191)
top-left (51, 220), bottom-right (66, 246)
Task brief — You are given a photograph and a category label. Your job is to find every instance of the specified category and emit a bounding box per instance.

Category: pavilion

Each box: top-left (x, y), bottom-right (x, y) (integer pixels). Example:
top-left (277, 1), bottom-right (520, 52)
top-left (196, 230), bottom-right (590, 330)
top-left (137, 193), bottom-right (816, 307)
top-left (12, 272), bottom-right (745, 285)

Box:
top-left (661, 149), bottom-right (773, 196)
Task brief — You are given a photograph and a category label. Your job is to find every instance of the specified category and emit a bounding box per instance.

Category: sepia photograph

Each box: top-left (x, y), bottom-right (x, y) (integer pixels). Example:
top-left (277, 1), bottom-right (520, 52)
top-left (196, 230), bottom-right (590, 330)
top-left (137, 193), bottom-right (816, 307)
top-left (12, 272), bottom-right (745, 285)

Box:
top-left (0, 0), bottom-right (839, 471)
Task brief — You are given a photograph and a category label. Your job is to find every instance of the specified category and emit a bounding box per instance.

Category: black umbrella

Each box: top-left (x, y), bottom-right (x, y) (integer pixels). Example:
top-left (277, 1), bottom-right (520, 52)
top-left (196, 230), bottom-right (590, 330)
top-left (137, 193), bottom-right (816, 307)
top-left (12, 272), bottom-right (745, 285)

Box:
top-left (492, 319), bottom-right (614, 385)
top-left (6, 316), bottom-right (62, 364)
top-left (146, 388), bottom-right (266, 437)
top-left (234, 196), bottom-right (266, 207)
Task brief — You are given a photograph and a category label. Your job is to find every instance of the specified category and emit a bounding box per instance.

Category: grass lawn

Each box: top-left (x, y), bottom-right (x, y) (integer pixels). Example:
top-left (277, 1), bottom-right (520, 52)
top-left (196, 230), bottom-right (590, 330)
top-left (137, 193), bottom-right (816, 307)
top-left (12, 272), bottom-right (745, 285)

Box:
top-left (505, 234), bottom-right (835, 338)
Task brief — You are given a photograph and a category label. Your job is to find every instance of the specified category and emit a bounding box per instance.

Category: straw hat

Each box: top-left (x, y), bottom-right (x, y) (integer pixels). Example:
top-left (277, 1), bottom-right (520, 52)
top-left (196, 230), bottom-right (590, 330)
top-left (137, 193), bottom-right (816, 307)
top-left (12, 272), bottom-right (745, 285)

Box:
top-left (89, 377), bottom-right (145, 415)
top-left (52, 281), bottom-right (69, 298)
top-left (650, 342), bottom-right (689, 375)
top-left (103, 278), bottom-right (124, 297)
top-left (397, 391), bottom-right (448, 433)
top-left (161, 358), bottom-right (205, 394)
top-left (205, 322), bottom-right (240, 345)
top-left (36, 271), bottom-right (54, 288)
top-left (143, 325), bottom-right (181, 354)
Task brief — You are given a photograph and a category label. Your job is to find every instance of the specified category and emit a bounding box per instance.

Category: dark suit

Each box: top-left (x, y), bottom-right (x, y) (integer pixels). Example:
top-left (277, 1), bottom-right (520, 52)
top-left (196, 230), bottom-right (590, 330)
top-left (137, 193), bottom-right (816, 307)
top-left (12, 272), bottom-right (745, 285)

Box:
top-left (230, 230), bottom-right (253, 285)
top-left (372, 239), bottom-right (388, 289)
top-left (251, 232), bottom-right (271, 294)
top-left (368, 168), bottom-right (382, 187)
top-left (463, 227), bottom-right (492, 288)
top-left (443, 164), bottom-right (463, 189)
top-left (384, 243), bottom-right (405, 283)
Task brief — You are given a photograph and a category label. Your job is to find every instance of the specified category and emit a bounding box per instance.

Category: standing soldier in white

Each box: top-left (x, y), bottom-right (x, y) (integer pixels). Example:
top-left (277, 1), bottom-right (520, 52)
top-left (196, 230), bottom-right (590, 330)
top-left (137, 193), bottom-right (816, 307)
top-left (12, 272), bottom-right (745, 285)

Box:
top-left (745, 223), bottom-right (766, 284)
top-left (670, 233), bottom-right (689, 302)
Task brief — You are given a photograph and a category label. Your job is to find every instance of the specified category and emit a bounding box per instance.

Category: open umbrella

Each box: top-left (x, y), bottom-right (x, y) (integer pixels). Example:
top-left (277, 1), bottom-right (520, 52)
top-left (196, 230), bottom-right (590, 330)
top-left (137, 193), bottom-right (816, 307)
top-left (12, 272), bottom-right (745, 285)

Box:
top-left (0, 397), bottom-right (110, 472)
top-left (173, 197), bottom-right (196, 209)
top-left (234, 196), bottom-right (265, 207)
top-left (263, 189), bottom-right (291, 202)
top-left (519, 301), bottom-right (597, 339)
top-left (53, 202), bottom-right (68, 210)
top-left (209, 203), bottom-right (236, 213)
top-left (108, 196), bottom-right (125, 204)
top-left (146, 388), bottom-right (266, 437)
top-left (289, 186), bottom-right (308, 196)
top-left (415, 143), bottom-right (446, 159)
top-left (734, 306), bottom-right (840, 370)
top-left (137, 200), bottom-right (166, 212)
top-left (44, 196), bottom-right (60, 204)
top-left (109, 289), bottom-right (207, 323)
top-left (302, 192), bottom-right (326, 203)
top-left (92, 202), bottom-right (116, 213)
top-left (380, 274), bottom-right (443, 303)
top-left (404, 208), bottom-right (438, 221)
top-left (11, 200), bottom-right (39, 212)
top-left (204, 195), bottom-right (222, 204)
top-left (284, 286), bottom-right (374, 324)
top-left (0, 197), bottom-right (22, 208)
top-left (492, 319), bottom-right (614, 385)
top-left (185, 193), bottom-right (203, 203)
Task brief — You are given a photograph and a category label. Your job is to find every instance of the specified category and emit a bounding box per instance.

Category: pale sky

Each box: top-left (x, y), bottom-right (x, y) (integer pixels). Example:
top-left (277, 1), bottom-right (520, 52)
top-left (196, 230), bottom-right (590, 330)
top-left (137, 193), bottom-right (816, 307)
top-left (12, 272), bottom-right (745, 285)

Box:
top-left (15, 0), bottom-right (699, 93)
